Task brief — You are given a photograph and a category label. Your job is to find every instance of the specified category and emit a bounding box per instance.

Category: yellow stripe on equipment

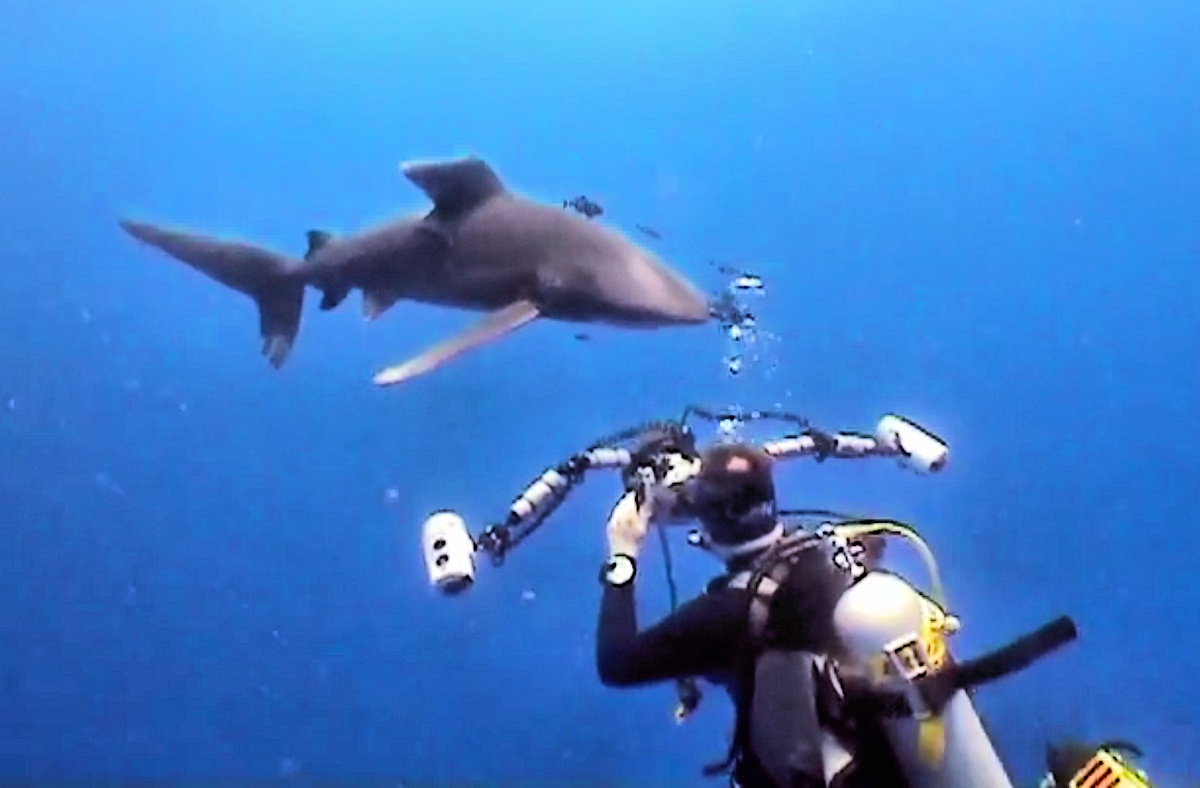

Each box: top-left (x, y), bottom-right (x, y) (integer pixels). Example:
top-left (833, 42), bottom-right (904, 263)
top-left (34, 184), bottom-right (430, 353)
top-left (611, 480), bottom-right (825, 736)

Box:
top-left (1069, 748), bottom-right (1152, 788)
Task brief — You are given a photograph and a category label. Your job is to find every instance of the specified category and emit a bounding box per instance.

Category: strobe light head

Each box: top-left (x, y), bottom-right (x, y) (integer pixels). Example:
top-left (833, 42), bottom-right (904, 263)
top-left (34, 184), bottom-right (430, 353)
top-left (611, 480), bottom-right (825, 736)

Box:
top-left (875, 415), bottom-right (949, 474)
top-left (422, 511), bottom-right (477, 595)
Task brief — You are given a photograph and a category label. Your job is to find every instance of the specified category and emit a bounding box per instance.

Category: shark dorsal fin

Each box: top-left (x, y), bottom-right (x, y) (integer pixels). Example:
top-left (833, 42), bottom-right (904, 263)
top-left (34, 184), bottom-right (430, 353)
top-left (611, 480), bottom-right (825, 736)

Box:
top-left (400, 156), bottom-right (506, 219)
top-left (305, 230), bottom-right (334, 259)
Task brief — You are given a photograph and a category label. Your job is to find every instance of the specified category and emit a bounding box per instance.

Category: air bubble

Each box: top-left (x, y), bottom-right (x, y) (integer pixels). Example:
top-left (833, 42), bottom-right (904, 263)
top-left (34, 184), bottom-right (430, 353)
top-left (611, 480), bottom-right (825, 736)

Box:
top-left (732, 274), bottom-right (765, 293)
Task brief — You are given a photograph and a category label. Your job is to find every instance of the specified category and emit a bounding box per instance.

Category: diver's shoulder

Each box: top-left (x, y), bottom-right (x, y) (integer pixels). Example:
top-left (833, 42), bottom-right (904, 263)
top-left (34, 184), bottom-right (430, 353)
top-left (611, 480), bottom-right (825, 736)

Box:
top-left (704, 573), bottom-right (755, 596)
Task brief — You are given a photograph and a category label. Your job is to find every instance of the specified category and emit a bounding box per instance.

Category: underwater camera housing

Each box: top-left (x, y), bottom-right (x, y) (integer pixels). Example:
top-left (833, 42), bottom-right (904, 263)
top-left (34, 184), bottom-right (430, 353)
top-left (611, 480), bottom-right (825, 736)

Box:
top-left (416, 408), bottom-right (949, 595)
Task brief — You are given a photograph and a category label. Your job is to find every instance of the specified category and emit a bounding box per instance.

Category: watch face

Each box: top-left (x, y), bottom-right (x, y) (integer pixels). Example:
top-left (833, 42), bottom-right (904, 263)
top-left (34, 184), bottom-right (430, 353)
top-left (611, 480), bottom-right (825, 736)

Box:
top-left (606, 556), bottom-right (635, 586)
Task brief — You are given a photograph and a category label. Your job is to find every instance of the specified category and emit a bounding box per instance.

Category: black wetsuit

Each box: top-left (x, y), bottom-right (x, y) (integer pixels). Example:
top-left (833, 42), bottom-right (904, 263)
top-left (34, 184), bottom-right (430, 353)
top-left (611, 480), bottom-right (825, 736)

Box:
top-left (596, 557), bottom-right (908, 788)
top-left (597, 567), bottom-right (777, 785)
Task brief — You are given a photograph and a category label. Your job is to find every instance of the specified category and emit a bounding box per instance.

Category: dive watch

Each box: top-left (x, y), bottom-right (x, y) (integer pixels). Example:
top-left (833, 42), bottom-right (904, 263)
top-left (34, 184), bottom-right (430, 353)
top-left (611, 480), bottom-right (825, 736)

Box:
top-left (602, 554), bottom-right (637, 587)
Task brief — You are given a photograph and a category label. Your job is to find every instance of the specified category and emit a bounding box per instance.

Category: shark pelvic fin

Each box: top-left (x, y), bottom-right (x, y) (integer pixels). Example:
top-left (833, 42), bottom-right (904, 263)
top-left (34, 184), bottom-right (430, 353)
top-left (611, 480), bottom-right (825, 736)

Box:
top-left (363, 289), bottom-right (402, 321)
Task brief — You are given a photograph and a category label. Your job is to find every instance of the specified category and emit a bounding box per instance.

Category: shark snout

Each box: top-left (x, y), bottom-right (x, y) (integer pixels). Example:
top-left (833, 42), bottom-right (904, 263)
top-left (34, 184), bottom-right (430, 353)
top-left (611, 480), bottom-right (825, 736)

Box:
top-left (605, 253), bottom-right (713, 326)
top-left (653, 285), bottom-right (713, 324)
top-left (669, 280), bottom-right (716, 324)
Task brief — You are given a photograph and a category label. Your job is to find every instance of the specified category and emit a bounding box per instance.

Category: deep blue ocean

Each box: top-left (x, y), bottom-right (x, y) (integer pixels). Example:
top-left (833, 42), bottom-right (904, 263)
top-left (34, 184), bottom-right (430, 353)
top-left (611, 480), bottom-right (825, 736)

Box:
top-left (2, 0), bottom-right (1197, 784)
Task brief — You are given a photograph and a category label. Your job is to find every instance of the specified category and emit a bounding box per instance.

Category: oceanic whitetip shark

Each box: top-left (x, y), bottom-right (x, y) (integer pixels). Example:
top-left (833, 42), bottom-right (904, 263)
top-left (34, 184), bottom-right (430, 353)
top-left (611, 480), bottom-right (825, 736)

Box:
top-left (117, 155), bottom-right (713, 386)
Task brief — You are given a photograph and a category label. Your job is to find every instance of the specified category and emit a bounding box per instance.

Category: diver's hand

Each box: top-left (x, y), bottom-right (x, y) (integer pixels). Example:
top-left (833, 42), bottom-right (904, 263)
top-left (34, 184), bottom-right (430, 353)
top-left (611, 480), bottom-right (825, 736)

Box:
top-left (607, 490), bottom-right (653, 559)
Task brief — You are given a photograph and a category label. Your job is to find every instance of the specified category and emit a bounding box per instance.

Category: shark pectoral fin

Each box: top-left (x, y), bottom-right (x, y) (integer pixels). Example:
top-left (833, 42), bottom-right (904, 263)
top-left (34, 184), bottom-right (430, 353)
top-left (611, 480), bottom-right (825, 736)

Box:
top-left (372, 299), bottom-right (541, 387)
top-left (362, 289), bottom-right (402, 321)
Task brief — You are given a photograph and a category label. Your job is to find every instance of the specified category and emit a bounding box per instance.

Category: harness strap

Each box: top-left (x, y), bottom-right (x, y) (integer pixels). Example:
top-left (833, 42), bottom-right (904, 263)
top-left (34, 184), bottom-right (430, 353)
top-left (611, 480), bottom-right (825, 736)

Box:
top-left (735, 532), bottom-right (824, 643)
top-left (706, 531), bottom-right (829, 778)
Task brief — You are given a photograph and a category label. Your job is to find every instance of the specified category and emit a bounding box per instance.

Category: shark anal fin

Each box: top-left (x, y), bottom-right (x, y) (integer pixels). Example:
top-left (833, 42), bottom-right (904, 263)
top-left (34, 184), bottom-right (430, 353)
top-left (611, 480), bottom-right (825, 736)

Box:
top-left (400, 156), bottom-right (506, 219)
top-left (363, 289), bottom-right (402, 321)
top-left (373, 299), bottom-right (540, 387)
top-left (305, 230), bottom-right (334, 259)
top-left (319, 282), bottom-right (351, 311)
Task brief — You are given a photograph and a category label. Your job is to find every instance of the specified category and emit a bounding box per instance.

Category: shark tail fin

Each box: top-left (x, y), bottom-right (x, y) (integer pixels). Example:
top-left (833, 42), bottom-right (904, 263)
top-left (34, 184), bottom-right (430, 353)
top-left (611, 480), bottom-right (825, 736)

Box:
top-left (254, 275), bottom-right (306, 368)
top-left (117, 219), bottom-right (307, 368)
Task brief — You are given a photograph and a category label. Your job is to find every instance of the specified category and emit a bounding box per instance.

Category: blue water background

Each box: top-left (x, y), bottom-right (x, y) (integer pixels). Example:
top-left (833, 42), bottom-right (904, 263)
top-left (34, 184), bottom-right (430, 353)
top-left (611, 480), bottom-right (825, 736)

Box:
top-left (1, 0), bottom-right (1197, 783)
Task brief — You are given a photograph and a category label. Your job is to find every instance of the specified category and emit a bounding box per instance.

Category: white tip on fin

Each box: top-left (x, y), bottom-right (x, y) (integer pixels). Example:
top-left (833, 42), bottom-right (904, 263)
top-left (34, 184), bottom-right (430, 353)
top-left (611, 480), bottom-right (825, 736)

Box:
top-left (363, 289), bottom-right (402, 322)
top-left (399, 156), bottom-right (505, 218)
top-left (372, 299), bottom-right (541, 387)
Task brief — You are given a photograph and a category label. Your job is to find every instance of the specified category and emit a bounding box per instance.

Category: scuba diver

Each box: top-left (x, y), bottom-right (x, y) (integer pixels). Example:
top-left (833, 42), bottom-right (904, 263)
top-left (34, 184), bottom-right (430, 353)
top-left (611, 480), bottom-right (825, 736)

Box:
top-left (595, 440), bottom-right (906, 787)
top-left (421, 406), bottom-right (1139, 786)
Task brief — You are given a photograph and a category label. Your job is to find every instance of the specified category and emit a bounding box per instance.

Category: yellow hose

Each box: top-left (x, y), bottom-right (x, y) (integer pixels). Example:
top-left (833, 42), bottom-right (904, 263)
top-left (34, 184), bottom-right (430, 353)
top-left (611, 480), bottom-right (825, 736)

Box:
top-left (833, 520), bottom-right (948, 610)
